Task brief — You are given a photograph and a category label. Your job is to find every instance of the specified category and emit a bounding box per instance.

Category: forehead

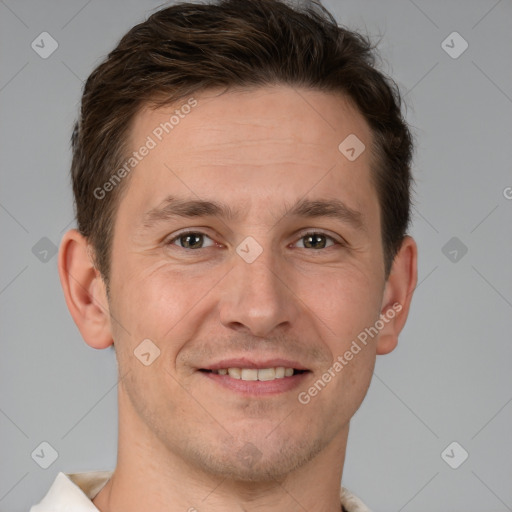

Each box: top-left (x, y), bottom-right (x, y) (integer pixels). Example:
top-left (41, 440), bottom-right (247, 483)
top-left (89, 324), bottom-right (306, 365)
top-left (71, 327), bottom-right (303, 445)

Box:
top-left (119, 85), bottom-right (378, 229)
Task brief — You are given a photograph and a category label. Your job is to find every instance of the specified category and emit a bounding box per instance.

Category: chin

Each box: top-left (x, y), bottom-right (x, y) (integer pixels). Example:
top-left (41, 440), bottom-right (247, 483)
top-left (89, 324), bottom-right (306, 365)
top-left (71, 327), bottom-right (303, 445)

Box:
top-left (183, 432), bottom-right (328, 482)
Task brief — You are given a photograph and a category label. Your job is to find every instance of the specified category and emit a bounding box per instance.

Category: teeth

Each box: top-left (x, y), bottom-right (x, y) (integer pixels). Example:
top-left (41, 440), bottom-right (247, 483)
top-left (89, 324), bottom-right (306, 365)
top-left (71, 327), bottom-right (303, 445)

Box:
top-left (213, 367), bottom-right (298, 381)
top-left (241, 368), bottom-right (258, 381)
top-left (227, 368), bottom-right (241, 379)
top-left (257, 368), bottom-right (276, 381)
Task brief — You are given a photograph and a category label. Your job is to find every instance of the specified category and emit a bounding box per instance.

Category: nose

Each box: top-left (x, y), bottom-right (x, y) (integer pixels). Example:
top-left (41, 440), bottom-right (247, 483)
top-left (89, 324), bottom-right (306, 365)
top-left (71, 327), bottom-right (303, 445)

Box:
top-left (218, 249), bottom-right (299, 338)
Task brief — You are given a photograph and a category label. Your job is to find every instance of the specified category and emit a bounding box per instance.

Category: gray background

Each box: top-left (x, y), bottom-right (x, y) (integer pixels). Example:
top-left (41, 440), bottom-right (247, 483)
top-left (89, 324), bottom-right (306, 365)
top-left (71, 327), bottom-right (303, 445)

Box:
top-left (1, 0), bottom-right (511, 510)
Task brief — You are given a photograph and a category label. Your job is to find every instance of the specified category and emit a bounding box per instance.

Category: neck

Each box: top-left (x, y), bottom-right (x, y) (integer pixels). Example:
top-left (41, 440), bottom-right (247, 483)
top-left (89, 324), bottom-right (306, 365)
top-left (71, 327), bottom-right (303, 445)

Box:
top-left (93, 388), bottom-right (349, 512)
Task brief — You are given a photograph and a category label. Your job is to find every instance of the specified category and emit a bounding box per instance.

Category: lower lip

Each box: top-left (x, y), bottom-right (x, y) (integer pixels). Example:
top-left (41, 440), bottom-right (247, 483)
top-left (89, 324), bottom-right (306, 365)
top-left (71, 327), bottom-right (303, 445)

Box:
top-left (199, 371), bottom-right (310, 396)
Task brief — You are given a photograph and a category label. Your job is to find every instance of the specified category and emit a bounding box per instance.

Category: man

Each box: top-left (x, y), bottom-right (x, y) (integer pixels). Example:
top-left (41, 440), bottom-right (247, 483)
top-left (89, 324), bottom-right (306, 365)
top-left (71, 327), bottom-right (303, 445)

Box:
top-left (30, 0), bottom-right (417, 510)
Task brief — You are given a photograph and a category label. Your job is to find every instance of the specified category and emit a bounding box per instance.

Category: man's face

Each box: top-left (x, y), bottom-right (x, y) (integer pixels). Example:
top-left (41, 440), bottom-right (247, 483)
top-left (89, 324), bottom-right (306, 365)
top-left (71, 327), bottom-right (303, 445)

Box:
top-left (107, 86), bottom-right (387, 480)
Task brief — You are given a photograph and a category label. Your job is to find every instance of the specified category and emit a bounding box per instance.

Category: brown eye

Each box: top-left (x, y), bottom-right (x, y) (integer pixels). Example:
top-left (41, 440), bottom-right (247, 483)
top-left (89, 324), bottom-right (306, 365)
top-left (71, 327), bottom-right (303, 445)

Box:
top-left (169, 232), bottom-right (215, 249)
top-left (297, 233), bottom-right (336, 249)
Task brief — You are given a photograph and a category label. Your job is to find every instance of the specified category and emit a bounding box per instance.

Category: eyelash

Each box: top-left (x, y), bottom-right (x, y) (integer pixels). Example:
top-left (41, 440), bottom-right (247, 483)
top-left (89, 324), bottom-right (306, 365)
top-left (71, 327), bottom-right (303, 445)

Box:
top-left (165, 230), bottom-right (344, 250)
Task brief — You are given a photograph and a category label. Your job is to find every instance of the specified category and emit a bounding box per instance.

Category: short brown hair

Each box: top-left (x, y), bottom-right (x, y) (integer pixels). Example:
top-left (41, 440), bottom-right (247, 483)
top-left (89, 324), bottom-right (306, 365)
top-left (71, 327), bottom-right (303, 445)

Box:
top-left (71, 0), bottom-right (414, 287)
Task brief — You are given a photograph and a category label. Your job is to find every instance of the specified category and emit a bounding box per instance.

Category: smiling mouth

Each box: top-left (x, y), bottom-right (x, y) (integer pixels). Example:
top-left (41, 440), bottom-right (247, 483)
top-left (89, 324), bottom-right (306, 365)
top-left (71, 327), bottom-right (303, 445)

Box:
top-left (199, 367), bottom-right (309, 382)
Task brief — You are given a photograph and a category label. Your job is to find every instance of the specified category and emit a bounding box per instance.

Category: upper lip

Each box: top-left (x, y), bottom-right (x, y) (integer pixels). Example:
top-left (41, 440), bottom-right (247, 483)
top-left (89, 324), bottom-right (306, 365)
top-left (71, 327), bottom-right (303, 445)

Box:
top-left (200, 358), bottom-right (310, 371)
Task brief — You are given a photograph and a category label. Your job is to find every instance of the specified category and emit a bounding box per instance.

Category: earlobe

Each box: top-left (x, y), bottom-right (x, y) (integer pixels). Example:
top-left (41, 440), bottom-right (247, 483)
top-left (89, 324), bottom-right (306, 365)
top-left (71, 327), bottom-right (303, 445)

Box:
top-left (376, 236), bottom-right (418, 355)
top-left (58, 229), bottom-right (114, 350)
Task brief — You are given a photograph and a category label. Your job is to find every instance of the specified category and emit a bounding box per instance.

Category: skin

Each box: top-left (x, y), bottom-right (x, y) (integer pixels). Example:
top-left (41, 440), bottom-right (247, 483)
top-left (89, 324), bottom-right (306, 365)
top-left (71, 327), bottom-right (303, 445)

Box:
top-left (59, 85), bottom-right (417, 512)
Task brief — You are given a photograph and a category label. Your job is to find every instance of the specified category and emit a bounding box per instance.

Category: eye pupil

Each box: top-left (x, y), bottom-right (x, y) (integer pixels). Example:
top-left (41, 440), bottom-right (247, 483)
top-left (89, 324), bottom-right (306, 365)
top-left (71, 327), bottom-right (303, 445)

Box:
top-left (180, 233), bottom-right (203, 249)
top-left (304, 234), bottom-right (326, 249)
top-left (173, 232), bottom-right (333, 250)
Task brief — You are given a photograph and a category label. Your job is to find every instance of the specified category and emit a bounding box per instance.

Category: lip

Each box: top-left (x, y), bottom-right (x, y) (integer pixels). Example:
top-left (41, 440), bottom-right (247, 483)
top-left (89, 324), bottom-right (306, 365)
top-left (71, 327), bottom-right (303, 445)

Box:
top-left (199, 369), bottom-right (310, 396)
top-left (200, 358), bottom-right (310, 371)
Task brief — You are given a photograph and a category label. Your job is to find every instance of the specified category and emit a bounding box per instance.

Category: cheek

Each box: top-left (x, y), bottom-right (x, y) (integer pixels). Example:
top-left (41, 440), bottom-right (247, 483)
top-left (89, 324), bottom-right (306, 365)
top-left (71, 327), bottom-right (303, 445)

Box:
top-left (296, 264), bottom-right (382, 345)
top-left (338, 348), bottom-right (376, 414)
top-left (309, 267), bottom-right (380, 414)
top-left (113, 260), bottom-right (219, 350)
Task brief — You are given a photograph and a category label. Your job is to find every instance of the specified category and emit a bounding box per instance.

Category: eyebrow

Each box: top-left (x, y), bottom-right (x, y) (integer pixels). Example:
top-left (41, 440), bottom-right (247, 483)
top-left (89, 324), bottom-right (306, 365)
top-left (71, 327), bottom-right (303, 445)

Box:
top-left (138, 195), bottom-right (365, 232)
top-left (139, 196), bottom-right (238, 230)
top-left (285, 198), bottom-right (365, 231)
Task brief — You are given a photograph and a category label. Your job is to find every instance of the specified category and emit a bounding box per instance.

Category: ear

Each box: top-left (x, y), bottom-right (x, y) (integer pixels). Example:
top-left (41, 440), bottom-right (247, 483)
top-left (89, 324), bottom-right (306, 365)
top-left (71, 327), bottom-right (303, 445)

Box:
top-left (376, 235), bottom-right (418, 355)
top-left (58, 229), bottom-right (113, 349)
